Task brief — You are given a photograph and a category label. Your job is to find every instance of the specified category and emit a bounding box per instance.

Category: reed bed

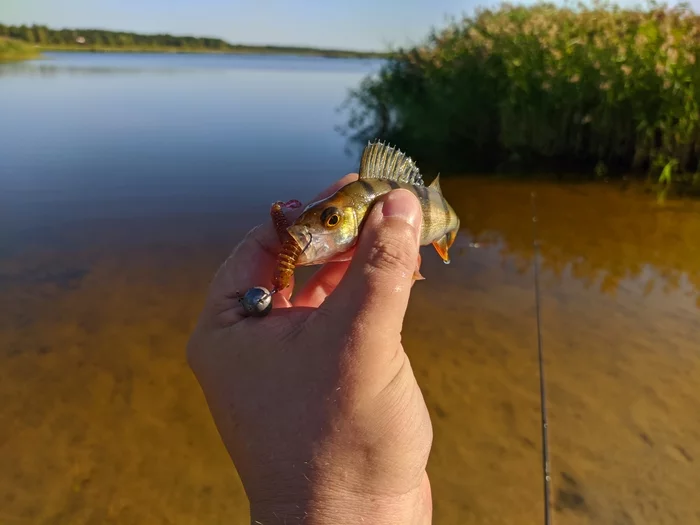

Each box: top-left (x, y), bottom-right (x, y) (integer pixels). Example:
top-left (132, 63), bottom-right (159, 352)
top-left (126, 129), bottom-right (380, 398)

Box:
top-left (342, 1), bottom-right (700, 184)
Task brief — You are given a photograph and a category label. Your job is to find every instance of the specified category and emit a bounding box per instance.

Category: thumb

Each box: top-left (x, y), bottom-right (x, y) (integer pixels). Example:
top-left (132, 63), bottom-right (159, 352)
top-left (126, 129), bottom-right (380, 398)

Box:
top-left (320, 189), bottom-right (422, 346)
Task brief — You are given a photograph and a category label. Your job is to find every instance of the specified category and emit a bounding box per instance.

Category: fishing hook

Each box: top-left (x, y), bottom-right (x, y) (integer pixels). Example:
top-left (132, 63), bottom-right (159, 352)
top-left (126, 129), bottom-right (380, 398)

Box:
top-left (531, 192), bottom-right (553, 525)
top-left (269, 231), bottom-right (313, 295)
top-left (302, 231), bottom-right (313, 254)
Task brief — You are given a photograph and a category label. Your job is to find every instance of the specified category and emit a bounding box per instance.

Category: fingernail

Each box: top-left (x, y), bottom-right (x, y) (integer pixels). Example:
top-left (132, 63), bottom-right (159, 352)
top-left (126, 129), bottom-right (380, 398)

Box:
top-left (381, 189), bottom-right (422, 234)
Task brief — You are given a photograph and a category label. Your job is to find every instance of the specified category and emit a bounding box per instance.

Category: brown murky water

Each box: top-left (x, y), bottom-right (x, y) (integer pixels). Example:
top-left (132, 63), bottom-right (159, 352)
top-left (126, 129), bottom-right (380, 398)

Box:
top-left (1, 176), bottom-right (698, 524)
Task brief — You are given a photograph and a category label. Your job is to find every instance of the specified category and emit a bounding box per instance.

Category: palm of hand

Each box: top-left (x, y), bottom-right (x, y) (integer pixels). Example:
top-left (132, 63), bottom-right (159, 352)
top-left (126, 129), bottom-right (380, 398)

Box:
top-left (187, 174), bottom-right (433, 524)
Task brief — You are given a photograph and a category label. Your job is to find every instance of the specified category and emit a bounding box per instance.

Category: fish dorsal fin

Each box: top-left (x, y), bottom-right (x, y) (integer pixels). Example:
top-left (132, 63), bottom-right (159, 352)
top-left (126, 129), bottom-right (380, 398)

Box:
top-left (359, 141), bottom-right (424, 186)
top-left (428, 174), bottom-right (442, 194)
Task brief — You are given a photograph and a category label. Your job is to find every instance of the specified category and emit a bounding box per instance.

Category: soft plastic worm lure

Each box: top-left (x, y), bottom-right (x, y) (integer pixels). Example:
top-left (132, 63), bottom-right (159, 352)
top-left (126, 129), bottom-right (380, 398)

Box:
top-left (234, 199), bottom-right (303, 318)
top-left (270, 199), bottom-right (303, 293)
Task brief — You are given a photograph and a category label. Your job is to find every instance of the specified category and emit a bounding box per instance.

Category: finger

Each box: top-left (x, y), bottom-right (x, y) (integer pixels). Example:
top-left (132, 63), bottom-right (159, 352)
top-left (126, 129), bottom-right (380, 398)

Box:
top-left (211, 172), bottom-right (358, 297)
top-left (319, 189), bottom-right (422, 350)
top-left (215, 222), bottom-right (295, 300)
top-left (295, 249), bottom-right (421, 309)
top-left (292, 260), bottom-right (352, 308)
top-left (205, 173), bottom-right (359, 324)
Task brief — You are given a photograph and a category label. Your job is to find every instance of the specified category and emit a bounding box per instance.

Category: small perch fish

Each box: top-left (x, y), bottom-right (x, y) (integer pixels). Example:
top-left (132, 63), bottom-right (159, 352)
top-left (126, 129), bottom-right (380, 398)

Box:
top-left (271, 140), bottom-right (461, 291)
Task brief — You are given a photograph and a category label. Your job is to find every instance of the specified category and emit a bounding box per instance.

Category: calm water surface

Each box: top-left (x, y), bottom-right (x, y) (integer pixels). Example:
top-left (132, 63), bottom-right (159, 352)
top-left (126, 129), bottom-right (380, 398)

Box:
top-left (1, 52), bottom-right (699, 525)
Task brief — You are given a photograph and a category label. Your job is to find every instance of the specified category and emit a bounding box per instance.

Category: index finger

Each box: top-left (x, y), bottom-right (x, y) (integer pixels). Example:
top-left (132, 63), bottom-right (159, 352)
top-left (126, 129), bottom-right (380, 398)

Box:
top-left (205, 172), bottom-right (359, 323)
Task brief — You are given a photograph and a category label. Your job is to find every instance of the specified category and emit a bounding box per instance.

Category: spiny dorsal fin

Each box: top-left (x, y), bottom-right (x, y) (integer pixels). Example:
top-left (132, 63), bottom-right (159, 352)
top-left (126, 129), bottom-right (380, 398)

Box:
top-left (359, 141), bottom-right (424, 186)
top-left (428, 174), bottom-right (442, 194)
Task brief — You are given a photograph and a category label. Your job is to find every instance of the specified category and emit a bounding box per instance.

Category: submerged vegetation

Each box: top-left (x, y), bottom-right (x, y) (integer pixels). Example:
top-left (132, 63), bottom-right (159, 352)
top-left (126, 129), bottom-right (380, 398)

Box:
top-left (341, 1), bottom-right (700, 186)
top-left (0, 23), bottom-right (387, 59)
top-left (0, 37), bottom-right (40, 62)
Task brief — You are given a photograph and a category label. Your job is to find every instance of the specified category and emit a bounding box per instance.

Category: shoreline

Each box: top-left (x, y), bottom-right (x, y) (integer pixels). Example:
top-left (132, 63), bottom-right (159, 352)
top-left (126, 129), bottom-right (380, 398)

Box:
top-left (31, 45), bottom-right (391, 60)
top-left (0, 25), bottom-right (391, 61)
top-left (0, 37), bottom-right (41, 63)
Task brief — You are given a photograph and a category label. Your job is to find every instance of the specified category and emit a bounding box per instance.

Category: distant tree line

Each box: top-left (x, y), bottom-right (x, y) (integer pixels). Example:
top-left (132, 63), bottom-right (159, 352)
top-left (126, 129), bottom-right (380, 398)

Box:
top-left (0, 23), bottom-right (232, 50)
top-left (0, 23), bottom-right (387, 58)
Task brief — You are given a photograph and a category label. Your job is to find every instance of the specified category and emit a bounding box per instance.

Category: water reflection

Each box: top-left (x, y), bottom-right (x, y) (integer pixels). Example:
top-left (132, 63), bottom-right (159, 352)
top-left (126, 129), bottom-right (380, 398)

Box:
top-left (0, 53), bottom-right (382, 239)
top-left (0, 52), bottom-right (383, 78)
top-left (444, 178), bottom-right (700, 308)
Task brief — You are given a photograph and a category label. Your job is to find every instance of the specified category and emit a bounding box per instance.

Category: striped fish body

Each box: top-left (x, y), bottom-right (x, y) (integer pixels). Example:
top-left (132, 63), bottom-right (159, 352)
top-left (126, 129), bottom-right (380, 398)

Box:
top-left (337, 178), bottom-right (459, 249)
top-left (287, 141), bottom-right (460, 266)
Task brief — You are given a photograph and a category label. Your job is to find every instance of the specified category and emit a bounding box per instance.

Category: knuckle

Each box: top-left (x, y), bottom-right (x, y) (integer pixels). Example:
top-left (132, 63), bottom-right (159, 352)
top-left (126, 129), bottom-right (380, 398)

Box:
top-left (365, 231), bottom-right (416, 278)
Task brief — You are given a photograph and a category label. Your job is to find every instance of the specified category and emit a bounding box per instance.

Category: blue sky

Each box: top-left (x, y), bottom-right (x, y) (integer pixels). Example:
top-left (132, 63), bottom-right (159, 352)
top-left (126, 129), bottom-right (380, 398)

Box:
top-left (2, 0), bottom-right (520, 50)
top-left (3, 0), bottom-right (697, 51)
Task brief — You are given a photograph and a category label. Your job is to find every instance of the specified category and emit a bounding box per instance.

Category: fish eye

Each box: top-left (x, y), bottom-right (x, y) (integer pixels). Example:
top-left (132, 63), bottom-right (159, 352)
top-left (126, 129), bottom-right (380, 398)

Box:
top-left (321, 207), bottom-right (342, 229)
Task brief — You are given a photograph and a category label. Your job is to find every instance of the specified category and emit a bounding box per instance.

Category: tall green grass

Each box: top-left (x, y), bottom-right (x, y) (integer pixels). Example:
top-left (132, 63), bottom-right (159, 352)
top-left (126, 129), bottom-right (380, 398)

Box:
top-left (341, 1), bottom-right (700, 183)
top-left (0, 37), bottom-right (40, 62)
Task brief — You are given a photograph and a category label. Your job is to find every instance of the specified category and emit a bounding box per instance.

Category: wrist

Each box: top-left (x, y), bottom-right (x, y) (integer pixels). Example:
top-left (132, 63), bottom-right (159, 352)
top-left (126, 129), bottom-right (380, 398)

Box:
top-left (249, 473), bottom-right (431, 525)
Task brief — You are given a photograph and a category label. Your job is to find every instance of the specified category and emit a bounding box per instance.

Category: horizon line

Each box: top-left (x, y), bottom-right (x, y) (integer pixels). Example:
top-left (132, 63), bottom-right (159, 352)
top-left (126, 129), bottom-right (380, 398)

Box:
top-left (0, 21), bottom-right (395, 55)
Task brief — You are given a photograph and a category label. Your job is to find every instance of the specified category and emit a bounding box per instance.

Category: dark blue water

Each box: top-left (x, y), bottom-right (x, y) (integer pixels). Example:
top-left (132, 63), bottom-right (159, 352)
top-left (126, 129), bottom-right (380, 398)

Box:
top-left (0, 52), bottom-right (382, 239)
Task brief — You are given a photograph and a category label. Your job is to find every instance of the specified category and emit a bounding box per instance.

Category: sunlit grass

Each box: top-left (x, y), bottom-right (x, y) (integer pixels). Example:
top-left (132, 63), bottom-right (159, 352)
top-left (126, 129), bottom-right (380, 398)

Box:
top-left (0, 37), bottom-right (40, 62)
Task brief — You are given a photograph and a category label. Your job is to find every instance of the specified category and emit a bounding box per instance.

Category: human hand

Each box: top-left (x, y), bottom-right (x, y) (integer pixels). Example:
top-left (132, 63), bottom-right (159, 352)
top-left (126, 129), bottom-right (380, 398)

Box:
top-left (186, 173), bottom-right (433, 524)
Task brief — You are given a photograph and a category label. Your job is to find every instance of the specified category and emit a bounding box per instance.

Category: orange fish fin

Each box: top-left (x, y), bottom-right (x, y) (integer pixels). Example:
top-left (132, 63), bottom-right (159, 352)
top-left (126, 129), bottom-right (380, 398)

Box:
top-left (412, 253), bottom-right (425, 281)
top-left (432, 230), bottom-right (458, 265)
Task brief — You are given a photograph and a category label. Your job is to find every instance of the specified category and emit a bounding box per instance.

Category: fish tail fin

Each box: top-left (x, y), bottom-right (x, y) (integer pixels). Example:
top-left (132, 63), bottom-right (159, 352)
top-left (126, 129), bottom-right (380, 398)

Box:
top-left (432, 228), bottom-right (458, 264)
top-left (429, 176), bottom-right (459, 264)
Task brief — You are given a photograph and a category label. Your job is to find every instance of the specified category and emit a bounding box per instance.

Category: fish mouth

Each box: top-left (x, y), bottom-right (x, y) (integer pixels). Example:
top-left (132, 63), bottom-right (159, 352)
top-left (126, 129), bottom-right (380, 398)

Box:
top-left (287, 226), bottom-right (313, 260)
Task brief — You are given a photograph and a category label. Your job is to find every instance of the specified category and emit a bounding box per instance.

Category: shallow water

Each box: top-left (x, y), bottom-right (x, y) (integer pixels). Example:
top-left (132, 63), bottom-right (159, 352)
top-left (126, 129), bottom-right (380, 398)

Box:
top-left (1, 53), bottom-right (699, 525)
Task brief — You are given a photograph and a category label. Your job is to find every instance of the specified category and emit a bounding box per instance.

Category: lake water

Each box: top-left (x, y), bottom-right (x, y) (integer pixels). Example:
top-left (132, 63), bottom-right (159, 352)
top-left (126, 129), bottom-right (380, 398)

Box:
top-left (1, 52), bottom-right (700, 525)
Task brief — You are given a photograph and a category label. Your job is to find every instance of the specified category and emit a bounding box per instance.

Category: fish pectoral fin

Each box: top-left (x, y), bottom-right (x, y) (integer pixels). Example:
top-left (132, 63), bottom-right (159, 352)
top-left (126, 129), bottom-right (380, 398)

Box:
top-left (432, 230), bottom-right (458, 264)
top-left (412, 269), bottom-right (425, 281)
top-left (412, 253), bottom-right (425, 281)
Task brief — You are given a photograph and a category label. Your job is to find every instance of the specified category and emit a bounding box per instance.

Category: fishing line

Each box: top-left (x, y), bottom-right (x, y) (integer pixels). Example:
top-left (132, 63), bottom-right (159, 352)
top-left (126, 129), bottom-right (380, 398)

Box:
top-left (531, 192), bottom-right (553, 525)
